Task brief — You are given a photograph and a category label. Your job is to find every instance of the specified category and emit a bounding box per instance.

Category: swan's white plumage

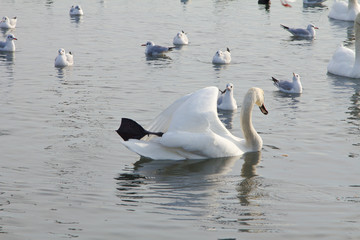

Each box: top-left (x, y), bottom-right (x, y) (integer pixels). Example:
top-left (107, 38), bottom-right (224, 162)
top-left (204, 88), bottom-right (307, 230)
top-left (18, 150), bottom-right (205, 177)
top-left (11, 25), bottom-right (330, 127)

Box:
top-left (328, 0), bottom-right (360, 21)
top-left (0, 16), bottom-right (17, 29)
top-left (120, 87), bottom-right (267, 160)
top-left (327, 12), bottom-right (360, 78)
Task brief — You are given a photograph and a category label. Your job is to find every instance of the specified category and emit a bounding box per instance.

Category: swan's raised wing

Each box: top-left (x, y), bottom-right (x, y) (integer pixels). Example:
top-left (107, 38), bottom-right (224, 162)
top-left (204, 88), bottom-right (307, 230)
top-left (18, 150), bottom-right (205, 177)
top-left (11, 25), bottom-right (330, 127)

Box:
top-left (144, 92), bottom-right (193, 139)
top-left (158, 87), bottom-right (242, 158)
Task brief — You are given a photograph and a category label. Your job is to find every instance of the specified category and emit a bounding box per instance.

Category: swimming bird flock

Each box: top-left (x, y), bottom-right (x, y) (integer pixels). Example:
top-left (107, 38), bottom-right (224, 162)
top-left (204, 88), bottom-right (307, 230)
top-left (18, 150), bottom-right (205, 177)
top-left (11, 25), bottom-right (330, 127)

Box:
top-left (4, 2), bottom-right (360, 160)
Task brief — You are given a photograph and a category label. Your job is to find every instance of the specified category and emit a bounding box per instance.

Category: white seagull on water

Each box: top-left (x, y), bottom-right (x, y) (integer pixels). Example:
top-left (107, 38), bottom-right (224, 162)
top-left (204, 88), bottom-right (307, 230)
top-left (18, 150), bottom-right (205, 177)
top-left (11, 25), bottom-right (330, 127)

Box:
top-left (141, 41), bottom-right (174, 56)
top-left (217, 83), bottom-right (238, 110)
top-left (272, 73), bottom-right (303, 94)
top-left (280, 24), bottom-right (318, 38)
top-left (0, 16), bottom-right (17, 29)
top-left (54, 48), bottom-right (74, 68)
top-left (0, 34), bottom-right (17, 52)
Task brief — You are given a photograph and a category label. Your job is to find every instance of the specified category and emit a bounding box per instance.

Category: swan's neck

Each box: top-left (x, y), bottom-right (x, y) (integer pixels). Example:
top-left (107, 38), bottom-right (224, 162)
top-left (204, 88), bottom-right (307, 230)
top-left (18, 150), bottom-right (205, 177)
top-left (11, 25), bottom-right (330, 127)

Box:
top-left (240, 94), bottom-right (262, 152)
top-left (349, 0), bottom-right (358, 10)
top-left (355, 20), bottom-right (360, 66)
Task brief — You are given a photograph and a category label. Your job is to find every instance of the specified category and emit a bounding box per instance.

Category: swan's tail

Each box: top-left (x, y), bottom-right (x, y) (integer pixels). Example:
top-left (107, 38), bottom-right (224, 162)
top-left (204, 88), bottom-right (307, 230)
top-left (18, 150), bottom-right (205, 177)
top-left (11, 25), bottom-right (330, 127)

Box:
top-left (116, 118), bottom-right (164, 141)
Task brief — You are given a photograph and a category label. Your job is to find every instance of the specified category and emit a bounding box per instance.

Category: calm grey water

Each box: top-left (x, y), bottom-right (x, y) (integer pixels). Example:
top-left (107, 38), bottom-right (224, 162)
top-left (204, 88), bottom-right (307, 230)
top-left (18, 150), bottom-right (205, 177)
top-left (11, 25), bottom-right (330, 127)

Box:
top-left (1, 0), bottom-right (359, 239)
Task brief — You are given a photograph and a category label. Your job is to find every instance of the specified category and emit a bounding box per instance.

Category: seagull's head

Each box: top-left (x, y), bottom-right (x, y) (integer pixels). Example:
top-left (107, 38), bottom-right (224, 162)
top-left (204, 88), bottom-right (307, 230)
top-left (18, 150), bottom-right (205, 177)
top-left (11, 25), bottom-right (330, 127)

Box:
top-left (141, 41), bottom-right (155, 47)
top-left (1, 17), bottom-right (9, 23)
top-left (58, 48), bottom-right (65, 55)
top-left (7, 34), bottom-right (17, 41)
top-left (215, 50), bottom-right (223, 57)
top-left (309, 24), bottom-right (318, 30)
top-left (226, 83), bottom-right (234, 92)
top-left (292, 72), bottom-right (301, 81)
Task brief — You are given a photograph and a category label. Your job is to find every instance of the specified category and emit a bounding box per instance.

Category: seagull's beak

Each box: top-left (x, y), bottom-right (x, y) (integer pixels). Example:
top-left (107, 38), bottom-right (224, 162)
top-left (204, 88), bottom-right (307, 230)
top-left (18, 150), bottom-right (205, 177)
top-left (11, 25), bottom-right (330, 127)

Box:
top-left (141, 44), bottom-right (146, 46)
top-left (314, 27), bottom-right (319, 29)
top-left (13, 37), bottom-right (17, 40)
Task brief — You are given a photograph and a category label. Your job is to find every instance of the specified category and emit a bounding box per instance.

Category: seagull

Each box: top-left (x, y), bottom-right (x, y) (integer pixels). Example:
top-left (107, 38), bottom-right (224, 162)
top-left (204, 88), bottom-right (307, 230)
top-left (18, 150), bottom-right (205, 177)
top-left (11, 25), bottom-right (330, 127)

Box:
top-left (70, 5), bottom-right (84, 16)
top-left (272, 73), bottom-right (303, 94)
top-left (0, 16), bottom-right (17, 29)
top-left (141, 41), bottom-right (174, 56)
top-left (173, 31), bottom-right (189, 45)
top-left (280, 24), bottom-right (318, 38)
top-left (54, 48), bottom-right (74, 68)
top-left (212, 48), bottom-right (231, 64)
top-left (217, 83), bottom-right (238, 110)
top-left (0, 34), bottom-right (17, 52)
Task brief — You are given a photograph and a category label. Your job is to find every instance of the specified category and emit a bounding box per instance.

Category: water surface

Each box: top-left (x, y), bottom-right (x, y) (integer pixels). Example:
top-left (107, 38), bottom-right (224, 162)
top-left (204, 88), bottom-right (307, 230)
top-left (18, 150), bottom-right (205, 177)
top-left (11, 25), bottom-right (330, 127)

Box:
top-left (0, 0), bottom-right (359, 239)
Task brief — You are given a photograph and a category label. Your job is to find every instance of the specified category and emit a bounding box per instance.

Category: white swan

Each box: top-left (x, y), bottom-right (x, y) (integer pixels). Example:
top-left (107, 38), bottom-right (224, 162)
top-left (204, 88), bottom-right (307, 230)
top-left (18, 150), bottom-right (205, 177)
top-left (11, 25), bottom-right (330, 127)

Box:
top-left (0, 34), bottom-right (17, 52)
top-left (328, 0), bottom-right (360, 21)
top-left (328, 13), bottom-right (360, 78)
top-left (54, 48), bottom-right (74, 68)
top-left (217, 83), bottom-right (238, 110)
top-left (212, 48), bottom-right (231, 64)
top-left (0, 16), bottom-right (17, 29)
top-left (116, 87), bottom-right (268, 160)
top-left (272, 73), bottom-right (303, 94)
top-left (69, 5), bottom-right (84, 16)
top-left (173, 31), bottom-right (189, 45)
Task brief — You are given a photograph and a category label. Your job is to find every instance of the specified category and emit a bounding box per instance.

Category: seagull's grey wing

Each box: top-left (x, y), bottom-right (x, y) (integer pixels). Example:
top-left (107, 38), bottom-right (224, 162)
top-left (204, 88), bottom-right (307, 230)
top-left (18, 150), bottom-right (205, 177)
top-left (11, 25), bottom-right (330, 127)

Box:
top-left (289, 28), bottom-right (309, 36)
top-left (152, 45), bottom-right (171, 53)
top-left (217, 93), bottom-right (223, 105)
top-left (0, 41), bottom-right (5, 48)
top-left (278, 80), bottom-right (294, 91)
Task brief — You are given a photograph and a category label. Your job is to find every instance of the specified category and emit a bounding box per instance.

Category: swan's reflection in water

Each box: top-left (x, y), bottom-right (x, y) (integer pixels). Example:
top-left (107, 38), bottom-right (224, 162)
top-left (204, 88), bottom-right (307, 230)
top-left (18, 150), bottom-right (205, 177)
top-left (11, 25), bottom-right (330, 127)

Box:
top-left (116, 152), bottom-right (266, 231)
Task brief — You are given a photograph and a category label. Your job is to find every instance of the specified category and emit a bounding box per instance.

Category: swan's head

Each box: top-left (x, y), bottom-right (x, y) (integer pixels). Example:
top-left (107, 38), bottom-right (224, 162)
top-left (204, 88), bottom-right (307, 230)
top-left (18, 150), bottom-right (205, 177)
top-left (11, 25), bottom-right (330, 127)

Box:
top-left (58, 48), bottom-right (65, 55)
top-left (292, 72), bottom-right (301, 81)
top-left (248, 87), bottom-right (268, 115)
top-left (141, 41), bottom-right (155, 47)
top-left (6, 34), bottom-right (17, 41)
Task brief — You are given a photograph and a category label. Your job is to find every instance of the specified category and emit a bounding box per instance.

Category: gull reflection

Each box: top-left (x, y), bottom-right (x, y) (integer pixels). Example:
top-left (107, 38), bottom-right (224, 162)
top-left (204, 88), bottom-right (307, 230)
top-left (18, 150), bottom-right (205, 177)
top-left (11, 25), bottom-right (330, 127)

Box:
top-left (218, 108), bottom-right (236, 129)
